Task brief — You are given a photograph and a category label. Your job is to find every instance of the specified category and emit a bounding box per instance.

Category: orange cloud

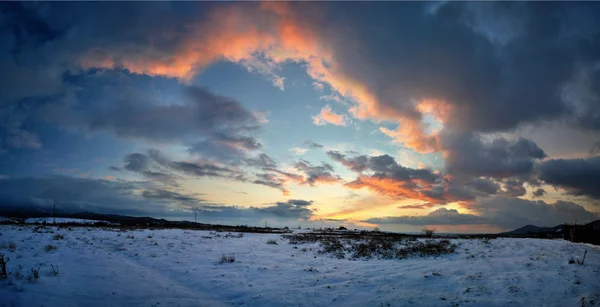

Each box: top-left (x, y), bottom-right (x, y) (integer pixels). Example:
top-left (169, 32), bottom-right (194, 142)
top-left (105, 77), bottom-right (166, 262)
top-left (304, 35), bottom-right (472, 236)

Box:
top-left (346, 175), bottom-right (442, 204)
top-left (313, 105), bottom-right (348, 126)
top-left (79, 2), bottom-right (449, 153)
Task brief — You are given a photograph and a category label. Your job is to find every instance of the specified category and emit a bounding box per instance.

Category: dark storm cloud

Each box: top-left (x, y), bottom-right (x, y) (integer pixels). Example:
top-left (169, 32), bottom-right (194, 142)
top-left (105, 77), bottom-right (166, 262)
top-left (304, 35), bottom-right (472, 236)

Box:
top-left (537, 156), bottom-right (600, 200)
top-left (469, 178), bottom-right (500, 195)
top-left (0, 175), bottom-right (176, 216)
top-left (366, 197), bottom-right (598, 229)
top-left (36, 71), bottom-right (261, 159)
top-left (500, 179), bottom-right (527, 197)
top-left (312, 2), bottom-right (600, 133)
top-left (258, 199), bottom-right (314, 220)
top-left (442, 132), bottom-right (546, 178)
top-left (472, 197), bottom-right (598, 229)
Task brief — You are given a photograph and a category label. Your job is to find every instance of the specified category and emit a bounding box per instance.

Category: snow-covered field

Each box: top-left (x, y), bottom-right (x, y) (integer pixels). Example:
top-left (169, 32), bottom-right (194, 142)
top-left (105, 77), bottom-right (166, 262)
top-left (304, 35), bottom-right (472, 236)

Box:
top-left (1, 225), bottom-right (598, 307)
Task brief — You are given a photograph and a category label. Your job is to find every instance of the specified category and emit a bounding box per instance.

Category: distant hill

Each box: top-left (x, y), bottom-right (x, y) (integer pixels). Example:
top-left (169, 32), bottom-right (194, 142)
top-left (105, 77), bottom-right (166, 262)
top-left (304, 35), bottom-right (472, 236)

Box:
top-left (0, 209), bottom-right (290, 233)
top-left (500, 220), bottom-right (600, 236)
top-left (500, 224), bottom-right (564, 236)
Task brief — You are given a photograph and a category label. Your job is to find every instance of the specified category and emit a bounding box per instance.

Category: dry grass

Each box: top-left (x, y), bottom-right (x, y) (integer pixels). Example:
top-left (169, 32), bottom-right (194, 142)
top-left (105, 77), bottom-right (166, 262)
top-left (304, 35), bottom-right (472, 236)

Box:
top-left (219, 254), bottom-right (236, 264)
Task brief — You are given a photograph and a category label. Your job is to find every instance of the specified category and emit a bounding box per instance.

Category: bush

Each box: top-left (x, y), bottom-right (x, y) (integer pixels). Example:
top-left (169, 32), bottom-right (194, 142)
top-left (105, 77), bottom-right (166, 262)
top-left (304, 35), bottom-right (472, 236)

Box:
top-left (319, 237), bottom-right (345, 259)
top-left (52, 234), bottom-right (64, 240)
top-left (569, 250), bottom-right (588, 265)
top-left (219, 254), bottom-right (235, 264)
top-left (422, 228), bottom-right (436, 238)
top-left (50, 264), bottom-right (59, 276)
top-left (7, 242), bottom-right (16, 252)
top-left (27, 267), bottom-right (40, 283)
top-left (266, 239), bottom-right (278, 245)
top-left (44, 244), bottom-right (58, 252)
top-left (0, 253), bottom-right (9, 279)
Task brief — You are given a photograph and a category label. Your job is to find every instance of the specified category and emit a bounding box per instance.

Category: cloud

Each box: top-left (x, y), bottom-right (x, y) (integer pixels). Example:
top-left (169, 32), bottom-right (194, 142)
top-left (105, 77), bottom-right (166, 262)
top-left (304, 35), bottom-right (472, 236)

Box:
top-left (312, 105), bottom-right (348, 126)
top-left (12, 69), bottom-right (262, 162)
top-left (500, 179), bottom-right (527, 197)
top-left (532, 188), bottom-right (547, 197)
top-left (0, 175), bottom-right (315, 223)
top-left (252, 173), bottom-right (290, 196)
top-left (245, 153), bottom-right (278, 169)
top-left (141, 188), bottom-right (203, 208)
top-left (294, 160), bottom-right (341, 186)
top-left (366, 208), bottom-right (484, 226)
top-left (0, 175), bottom-right (182, 216)
top-left (122, 149), bottom-right (245, 187)
top-left (398, 203), bottom-right (437, 210)
top-left (289, 147), bottom-right (307, 155)
top-left (186, 199), bottom-right (315, 224)
top-left (329, 150), bottom-right (509, 204)
top-left (328, 151), bottom-right (448, 202)
top-left (443, 132), bottom-right (546, 178)
top-left (4, 130), bottom-right (41, 149)
top-left (469, 178), bottom-right (500, 195)
top-left (3, 2), bottom-right (600, 157)
top-left (327, 150), bottom-right (369, 172)
top-left (537, 156), bottom-right (600, 199)
top-left (257, 199), bottom-right (314, 220)
top-left (472, 197), bottom-right (598, 229)
top-left (590, 142), bottom-right (600, 155)
top-left (366, 197), bottom-right (598, 229)
top-left (305, 141), bottom-right (324, 149)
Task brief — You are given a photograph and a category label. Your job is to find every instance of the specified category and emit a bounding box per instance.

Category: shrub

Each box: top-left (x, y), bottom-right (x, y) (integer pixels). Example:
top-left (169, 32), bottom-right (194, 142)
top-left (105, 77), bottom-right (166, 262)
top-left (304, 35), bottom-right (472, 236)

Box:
top-left (44, 244), bottom-right (58, 252)
top-left (27, 267), bottom-right (40, 283)
top-left (266, 239), bottom-right (278, 245)
top-left (396, 240), bottom-right (455, 258)
top-left (0, 253), bottom-right (9, 279)
top-left (52, 234), bottom-right (64, 240)
top-left (219, 254), bottom-right (236, 264)
top-left (50, 264), bottom-right (59, 276)
top-left (7, 242), bottom-right (16, 252)
top-left (319, 237), bottom-right (345, 259)
top-left (569, 250), bottom-right (588, 265)
top-left (422, 228), bottom-right (436, 238)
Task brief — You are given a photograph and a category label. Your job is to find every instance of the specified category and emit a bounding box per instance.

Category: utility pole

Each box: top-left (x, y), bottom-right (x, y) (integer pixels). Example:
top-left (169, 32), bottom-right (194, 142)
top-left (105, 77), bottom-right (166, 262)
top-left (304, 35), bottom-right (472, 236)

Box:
top-left (53, 204), bottom-right (56, 225)
top-left (194, 210), bottom-right (197, 223)
top-left (265, 221), bottom-right (268, 228)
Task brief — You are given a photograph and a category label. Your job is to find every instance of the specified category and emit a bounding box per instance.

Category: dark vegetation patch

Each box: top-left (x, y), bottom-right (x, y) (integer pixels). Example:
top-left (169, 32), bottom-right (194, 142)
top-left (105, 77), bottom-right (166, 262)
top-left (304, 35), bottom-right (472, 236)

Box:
top-left (283, 231), bottom-right (456, 260)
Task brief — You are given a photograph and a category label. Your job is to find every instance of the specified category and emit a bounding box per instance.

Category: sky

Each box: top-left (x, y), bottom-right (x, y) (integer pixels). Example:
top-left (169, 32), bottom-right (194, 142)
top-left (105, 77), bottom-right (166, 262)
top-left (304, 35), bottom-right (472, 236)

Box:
top-left (0, 2), bottom-right (599, 233)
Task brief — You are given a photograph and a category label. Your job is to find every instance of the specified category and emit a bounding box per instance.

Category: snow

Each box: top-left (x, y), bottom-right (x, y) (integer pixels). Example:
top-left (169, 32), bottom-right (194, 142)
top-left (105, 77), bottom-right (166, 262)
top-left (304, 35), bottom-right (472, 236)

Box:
top-left (0, 217), bottom-right (16, 223)
top-left (24, 218), bottom-right (117, 225)
top-left (1, 225), bottom-right (599, 307)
